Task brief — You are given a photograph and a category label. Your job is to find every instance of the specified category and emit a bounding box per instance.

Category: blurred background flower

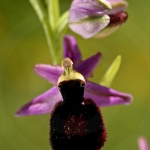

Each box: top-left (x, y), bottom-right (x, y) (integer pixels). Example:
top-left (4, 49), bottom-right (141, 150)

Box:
top-left (0, 0), bottom-right (150, 150)
top-left (138, 137), bottom-right (149, 150)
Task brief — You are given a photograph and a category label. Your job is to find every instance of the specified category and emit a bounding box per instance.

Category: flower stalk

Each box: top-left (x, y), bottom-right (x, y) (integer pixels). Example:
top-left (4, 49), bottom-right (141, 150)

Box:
top-left (29, 0), bottom-right (69, 65)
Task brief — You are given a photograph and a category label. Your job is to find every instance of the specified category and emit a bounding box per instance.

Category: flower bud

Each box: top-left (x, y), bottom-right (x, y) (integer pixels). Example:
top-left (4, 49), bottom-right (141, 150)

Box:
top-left (68, 0), bottom-right (128, 38)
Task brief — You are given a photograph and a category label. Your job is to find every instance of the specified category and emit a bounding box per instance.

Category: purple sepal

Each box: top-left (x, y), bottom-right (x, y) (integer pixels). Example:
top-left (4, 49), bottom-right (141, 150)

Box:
top-left (74, 52), bottom-right (101, 79)
top-left (15, 86), bottom-right (62, 116)
top-left (84, 81), bottom-right (133, 106)
top-left (63, 35), bottom-right (82, 63)
top-left (34, 64), bottom-right (63, 85)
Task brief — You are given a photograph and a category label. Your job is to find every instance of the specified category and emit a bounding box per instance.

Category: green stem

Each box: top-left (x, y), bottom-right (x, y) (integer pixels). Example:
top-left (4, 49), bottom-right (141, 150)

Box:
top-left (48, 0), bottom-right (60, 31)
top-left (42, 19), bottom-right (58, 65)
top-left (29, 0), bottom-right (58, 65)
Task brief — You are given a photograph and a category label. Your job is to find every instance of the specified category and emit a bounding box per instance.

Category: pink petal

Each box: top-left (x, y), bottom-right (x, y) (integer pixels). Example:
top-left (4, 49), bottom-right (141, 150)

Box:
top-left (69, 0), bottom-right (109, 38)
top-left (84, 81), bottom-right (133, 107)
top-left (74, 52), bottom-right (101, 79)
top-left (34, 64), bottom-right (63, 85)
top-left (138, 137), bottom-right (149, 150)
top-left (69, 0), bottom-right (110, 38)
top-left (63, 35), bottom-right (82, 63)
top-left (15, 86), bottom-right (62, 116)
top-left (69, 11), bottom-right (110, 38)
top-left (70, 0), bottom-right (108, 16)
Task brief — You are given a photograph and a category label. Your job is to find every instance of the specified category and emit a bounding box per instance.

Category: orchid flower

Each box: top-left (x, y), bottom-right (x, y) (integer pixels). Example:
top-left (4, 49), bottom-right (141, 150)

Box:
top-left (138, 137), bottom-right (149, 150)
top-left (15, 35), bottom-right (133, 117)
top-left (69, 0), bottom-right (128, 38)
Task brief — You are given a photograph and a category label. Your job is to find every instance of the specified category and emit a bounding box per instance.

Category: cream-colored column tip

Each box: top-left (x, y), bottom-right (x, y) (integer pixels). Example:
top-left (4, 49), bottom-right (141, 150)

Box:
top-left (62, 57), bottom-right (73, 69)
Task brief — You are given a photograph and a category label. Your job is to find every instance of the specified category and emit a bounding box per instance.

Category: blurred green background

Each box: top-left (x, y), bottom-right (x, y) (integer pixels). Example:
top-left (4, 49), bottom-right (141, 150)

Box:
top-left (0, 0), bottom-right (150, 149)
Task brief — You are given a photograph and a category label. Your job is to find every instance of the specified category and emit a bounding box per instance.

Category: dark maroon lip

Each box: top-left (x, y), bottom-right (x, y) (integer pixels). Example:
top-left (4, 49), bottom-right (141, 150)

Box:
top-left (108, 11), bottom-right (128, 27)
top-left (50, 79), bottom-right (107, 150)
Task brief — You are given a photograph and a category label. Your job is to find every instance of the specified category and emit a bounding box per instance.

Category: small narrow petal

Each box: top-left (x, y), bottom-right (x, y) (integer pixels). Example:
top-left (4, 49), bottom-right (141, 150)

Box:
top-left (84, 81), bottom-right (133, 106)
top-left (63, 35), bottom-right (82, 63)
top-left (97, 0), bottom-right (112, 10)
top-left (74, 52), bottom-right (101, 79)
top-left (34, 64), bottom-right (63, 85)
top-left (138, 137), bottom-right (149, 150)
top-left (106, 0), bottom-right (128, 15)
top-left (15, 86), bottom-right (62, 116)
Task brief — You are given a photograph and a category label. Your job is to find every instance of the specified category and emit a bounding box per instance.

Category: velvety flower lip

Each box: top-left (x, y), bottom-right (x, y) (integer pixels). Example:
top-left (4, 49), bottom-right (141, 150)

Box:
top-left (138, 137), bottom-right (149, 150)
top-left (15, 35), bottom-right (133, 117)
top-left (68, 0), bottom-right (128, 38)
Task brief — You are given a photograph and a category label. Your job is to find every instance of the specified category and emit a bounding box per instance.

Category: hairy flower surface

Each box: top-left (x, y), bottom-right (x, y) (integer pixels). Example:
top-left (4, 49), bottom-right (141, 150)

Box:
top-left (138, 137), bottom-right (149, 150)
top-left (16, 35), bottom-right (133, 116)
top-left (69, 0), bottom-right (128, 38)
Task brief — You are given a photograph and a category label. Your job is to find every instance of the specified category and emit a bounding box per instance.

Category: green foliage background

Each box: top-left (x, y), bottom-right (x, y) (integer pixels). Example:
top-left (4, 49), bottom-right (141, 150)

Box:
top-left (0, 0), bottom-right (150, 149)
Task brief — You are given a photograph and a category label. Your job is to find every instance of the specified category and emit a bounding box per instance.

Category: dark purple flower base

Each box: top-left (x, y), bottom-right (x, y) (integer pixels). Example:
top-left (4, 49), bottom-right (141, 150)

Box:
top-left (50, 98), bottom-right (106, 150)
